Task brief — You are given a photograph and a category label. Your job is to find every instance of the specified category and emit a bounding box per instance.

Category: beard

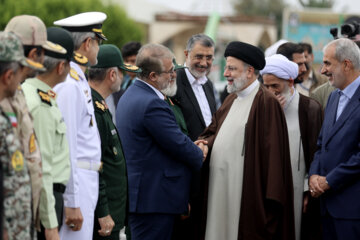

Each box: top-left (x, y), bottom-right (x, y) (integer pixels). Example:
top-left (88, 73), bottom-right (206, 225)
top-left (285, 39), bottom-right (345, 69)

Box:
top-left (226, 73), bottom-right (248, 94)
top-left (189, 64), bottom-right (210, 79)
top-left (161, 80), bottom-right (177, 97)
top-left (281, 85), bottom-right (293, 107)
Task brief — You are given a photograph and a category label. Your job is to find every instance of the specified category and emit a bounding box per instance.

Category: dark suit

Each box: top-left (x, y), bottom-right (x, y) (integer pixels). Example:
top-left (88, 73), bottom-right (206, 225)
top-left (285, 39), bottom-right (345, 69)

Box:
top-left (309, 80), bottom-right (360, 240)
top-left (171, 68), bottom-right (216, 240)
top-left (116, 79), bottom-right (203, 240)
top-left (173, 68), bottom-right (217, 141)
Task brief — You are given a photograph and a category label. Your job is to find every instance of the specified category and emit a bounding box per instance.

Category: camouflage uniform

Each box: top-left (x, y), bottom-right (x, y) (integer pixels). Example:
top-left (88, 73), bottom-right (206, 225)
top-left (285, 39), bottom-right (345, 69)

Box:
top-left (0, 89), bottom-right (43, 230)
top-left (0, 107), bottom-right (32, 239)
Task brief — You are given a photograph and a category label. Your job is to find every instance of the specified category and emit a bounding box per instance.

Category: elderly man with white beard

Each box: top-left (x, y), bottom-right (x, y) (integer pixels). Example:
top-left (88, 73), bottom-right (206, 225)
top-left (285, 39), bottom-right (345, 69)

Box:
top-left (261, 54), bottom-right (323, 240)
top-left (199, 41), bottom-right (295, 240)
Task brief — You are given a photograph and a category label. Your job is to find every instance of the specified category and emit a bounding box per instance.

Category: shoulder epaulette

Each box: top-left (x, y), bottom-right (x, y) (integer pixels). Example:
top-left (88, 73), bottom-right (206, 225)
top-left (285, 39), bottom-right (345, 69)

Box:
top-left (95, 101), bottom-right (105, 112)
top-left (37, 89), bottom-right (52, 106)
top-left (69, 68), bottom-right (80, 81)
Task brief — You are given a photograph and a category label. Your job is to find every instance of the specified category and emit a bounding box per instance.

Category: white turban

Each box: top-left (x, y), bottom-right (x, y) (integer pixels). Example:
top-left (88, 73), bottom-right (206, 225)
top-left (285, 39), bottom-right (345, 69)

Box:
top-left (260, 54), bottom-right (299, 80)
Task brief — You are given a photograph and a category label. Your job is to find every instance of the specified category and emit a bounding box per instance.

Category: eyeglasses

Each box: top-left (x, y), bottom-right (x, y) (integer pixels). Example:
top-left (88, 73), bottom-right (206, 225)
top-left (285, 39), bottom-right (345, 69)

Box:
top-left (192, 54), bottom-right (214, 61)
top-left (160, 67), bottom-right (175, 75)
top-left (90, 37), bottom-right (103, 45)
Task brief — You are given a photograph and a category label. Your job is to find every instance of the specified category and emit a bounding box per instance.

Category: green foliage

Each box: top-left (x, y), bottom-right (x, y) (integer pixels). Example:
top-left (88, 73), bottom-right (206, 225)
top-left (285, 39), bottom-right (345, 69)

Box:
top-left (235, 0), bottom-right (286, 38)
top-left (298, 0), bottom-right (333, 8)
top-left (0, 0), bottom-right (145, 48)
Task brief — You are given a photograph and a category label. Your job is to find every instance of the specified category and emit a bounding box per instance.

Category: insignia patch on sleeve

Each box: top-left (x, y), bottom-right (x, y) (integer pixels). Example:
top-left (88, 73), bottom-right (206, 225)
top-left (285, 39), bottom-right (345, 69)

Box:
top-left (37, 89), bottom-right (52, 106)
top-left (29, 133), bottom-right (36, 153)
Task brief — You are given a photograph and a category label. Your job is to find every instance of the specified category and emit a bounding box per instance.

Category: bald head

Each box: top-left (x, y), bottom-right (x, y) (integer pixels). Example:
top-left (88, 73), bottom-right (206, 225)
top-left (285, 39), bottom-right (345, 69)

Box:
top-left (136, 43), bottom-right (174, 80)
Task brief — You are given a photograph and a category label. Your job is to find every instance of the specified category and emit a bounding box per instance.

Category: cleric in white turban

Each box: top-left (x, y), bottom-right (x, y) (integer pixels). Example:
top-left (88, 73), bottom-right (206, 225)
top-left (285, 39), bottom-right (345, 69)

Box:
top-left (261, 54), bottom-right (298, 81)
top-left (262, 53), bottom-right (323, 240)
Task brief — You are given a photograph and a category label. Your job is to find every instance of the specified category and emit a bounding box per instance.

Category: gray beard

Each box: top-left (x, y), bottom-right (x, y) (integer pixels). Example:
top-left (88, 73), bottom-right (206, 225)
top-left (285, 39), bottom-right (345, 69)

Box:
top-left (227, 75), bottom-right (248, 93)
top-left (161, 82), bottom-right (178, 97)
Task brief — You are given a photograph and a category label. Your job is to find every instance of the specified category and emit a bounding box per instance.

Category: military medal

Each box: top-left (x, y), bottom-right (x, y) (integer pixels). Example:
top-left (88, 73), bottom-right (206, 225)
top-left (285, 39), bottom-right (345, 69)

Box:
top-left (11, 150), bottom-right (24, 171)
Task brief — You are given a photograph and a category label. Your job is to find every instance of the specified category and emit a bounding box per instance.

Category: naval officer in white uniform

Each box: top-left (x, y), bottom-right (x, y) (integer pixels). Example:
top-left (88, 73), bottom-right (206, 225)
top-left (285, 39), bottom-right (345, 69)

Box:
top-left (53, 12), bottom-right (107, 240)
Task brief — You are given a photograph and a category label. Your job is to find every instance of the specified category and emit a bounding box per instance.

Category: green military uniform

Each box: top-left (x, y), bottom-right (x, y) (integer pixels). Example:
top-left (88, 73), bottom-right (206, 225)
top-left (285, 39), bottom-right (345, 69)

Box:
top-left (0, 107), bottom-right (33, 239)
top-left (92, 89), bottom-right (128, 240)
top-left (165, 97), bottom-right (188, 135)
top-left (22, 78), bottom-right (71, 229)
top-left (0, 89), bottom-right (43, 230)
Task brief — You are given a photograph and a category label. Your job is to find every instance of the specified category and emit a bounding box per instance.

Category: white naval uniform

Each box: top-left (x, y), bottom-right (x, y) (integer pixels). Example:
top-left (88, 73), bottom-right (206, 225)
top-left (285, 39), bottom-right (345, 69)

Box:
top-left (54, 61), bottom-right (101, 239)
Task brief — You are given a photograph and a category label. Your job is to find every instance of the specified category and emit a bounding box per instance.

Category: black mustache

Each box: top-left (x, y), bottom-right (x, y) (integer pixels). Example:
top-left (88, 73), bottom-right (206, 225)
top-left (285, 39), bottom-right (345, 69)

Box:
top-left (195, 64), bottom-right (208, 69)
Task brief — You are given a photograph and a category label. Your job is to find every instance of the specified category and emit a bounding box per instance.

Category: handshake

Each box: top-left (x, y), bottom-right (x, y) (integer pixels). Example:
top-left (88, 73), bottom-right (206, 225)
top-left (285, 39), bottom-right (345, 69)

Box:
top-left (194, 139), bottom-right (208, 161)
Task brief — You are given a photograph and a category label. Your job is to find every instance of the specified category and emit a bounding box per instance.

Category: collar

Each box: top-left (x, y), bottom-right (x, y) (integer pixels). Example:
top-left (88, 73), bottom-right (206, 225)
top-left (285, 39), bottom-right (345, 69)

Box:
top-left (26, 77), bottom-right (52, 92)
top-left (236, 79), bottom-right (259, 98)
top-left (340, 75), bottom-right (360, 100)
top-left (185, 68), bottom-right (208, 86)
top-left (138, 78), bottom-right (165, 100)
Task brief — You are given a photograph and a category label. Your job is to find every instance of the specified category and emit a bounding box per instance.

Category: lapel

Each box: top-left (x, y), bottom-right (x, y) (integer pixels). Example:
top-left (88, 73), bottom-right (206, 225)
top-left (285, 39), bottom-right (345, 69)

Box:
top-left (324, 85), bottom-right (360, 145)
top-left (179, 69), bottom-right (206, 126)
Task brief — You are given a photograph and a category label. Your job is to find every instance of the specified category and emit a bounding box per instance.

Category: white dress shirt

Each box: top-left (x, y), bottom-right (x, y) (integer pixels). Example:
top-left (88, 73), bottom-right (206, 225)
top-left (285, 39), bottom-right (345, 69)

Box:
top-left (185, 68), bottom-right (212, 127)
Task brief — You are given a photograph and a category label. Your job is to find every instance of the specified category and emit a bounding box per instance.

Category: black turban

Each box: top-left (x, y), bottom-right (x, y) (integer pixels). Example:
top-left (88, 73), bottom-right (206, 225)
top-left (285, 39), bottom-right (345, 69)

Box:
top-left (224, 41), bottom-right (266, 70)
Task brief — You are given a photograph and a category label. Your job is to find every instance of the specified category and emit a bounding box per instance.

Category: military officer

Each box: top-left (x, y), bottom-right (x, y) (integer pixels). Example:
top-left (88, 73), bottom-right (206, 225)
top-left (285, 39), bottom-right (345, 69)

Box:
top-left (1, 15), bottom-right (66, 231)
top-left (22, 27), bottom-right (74, 240)
top-left (0, 31), bottom-right (42, 240)
top-left (88, 44), bottom-right (141, 239)
top-left (53, 12), bottom-right (107, 240)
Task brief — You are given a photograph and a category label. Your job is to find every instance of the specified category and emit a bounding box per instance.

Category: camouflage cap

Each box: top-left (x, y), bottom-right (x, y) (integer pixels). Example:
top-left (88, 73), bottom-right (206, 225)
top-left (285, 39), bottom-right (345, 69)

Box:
top-left (5, 15), bottom-right (66, 55)
top-left (0, 31), bottom-right (45, 71)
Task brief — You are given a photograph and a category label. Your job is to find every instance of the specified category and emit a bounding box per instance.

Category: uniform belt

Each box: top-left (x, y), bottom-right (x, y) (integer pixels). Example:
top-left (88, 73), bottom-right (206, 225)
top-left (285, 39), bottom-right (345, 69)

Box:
top-left (77, 160), bottom-right (102, 171)
top-left (53, 183), bottom-right (66, 194)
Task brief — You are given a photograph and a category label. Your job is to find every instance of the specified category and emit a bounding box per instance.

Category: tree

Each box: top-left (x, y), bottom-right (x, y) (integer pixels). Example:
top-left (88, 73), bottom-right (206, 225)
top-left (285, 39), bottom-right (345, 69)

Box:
top-left (298, 0), bottom-right (333, 8)
top-left (234, 0), bottom-right (287, 38)
top-left (0, 0), bottom-right (145, 48)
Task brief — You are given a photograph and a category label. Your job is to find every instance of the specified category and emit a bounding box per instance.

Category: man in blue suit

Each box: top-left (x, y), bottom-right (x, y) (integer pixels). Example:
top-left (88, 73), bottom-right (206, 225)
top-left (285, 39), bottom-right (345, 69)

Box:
top-left (309, 38), bottom-right (360, 240)
top-left (116, 43), bottom-right (205, 240)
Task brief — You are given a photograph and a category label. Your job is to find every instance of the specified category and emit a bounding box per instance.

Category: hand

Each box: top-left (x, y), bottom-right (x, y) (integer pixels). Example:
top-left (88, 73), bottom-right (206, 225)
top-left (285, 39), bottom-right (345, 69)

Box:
top-left (180, 203), bottom-right (191, 220)
top-left (194, 140), bottom-right (208, 161)
top-left (318, 176), bottom-right (330, 191)
top-left (98, 215), bottom-right (115, 237)
top-left (303, 191), bottom-right (310, 213)
top-left (64, 207), bottom-right (83, 231)
top-left (45, 227), bottom-right (60, 240)
top-left (276, 94), bottom-right (286, 109)
top-left (3, 229), bottom-right (8, 240)
top-left (309, 175), bottom-right (329, 198)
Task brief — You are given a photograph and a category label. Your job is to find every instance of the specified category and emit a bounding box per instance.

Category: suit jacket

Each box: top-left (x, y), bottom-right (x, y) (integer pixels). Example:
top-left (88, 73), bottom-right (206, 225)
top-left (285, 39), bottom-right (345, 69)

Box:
top-left (173, 68), bottom-right (217, 141)
top-left (309, 85), bottom-right (360, 219)
top-left (116, 80), bottom-right (203, 214)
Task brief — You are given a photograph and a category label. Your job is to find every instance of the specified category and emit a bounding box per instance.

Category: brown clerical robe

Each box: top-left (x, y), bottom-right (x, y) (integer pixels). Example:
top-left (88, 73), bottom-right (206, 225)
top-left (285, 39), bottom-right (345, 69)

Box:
top-left (199, 84), bottom-right (295, 240)
top-left (298, 94), bottom-right (323, 240)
